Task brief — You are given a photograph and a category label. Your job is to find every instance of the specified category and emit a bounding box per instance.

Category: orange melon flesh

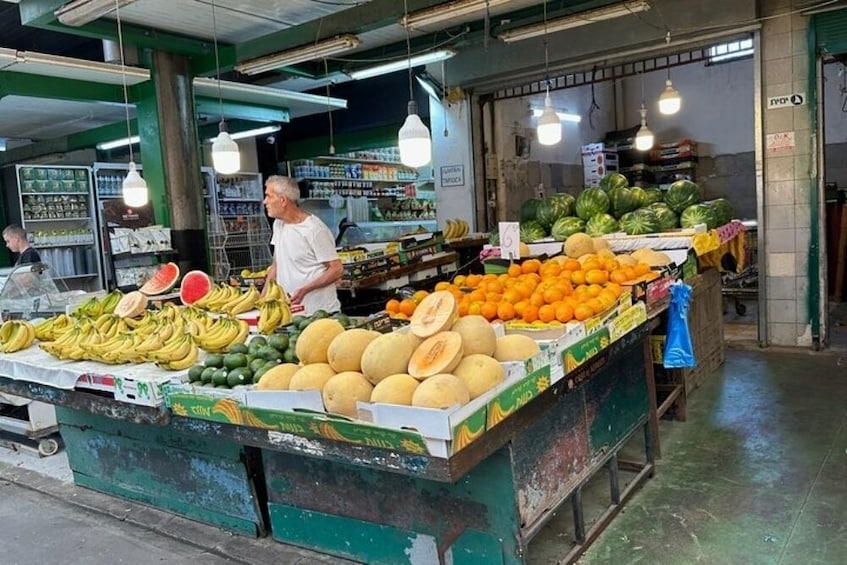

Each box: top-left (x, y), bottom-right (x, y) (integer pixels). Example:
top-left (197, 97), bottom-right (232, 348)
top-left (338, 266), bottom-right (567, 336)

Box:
top-left (113, 291), bottom-right (148, 318)
top-left (409, 291), bottom-right (457, 338)
top-left (408, 331), bottom-right (464, 380)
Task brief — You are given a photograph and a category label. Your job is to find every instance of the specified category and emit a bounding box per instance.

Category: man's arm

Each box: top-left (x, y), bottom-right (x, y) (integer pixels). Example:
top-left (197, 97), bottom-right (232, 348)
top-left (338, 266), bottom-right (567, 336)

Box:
top-left (289, 259), bottom-right (342, 305)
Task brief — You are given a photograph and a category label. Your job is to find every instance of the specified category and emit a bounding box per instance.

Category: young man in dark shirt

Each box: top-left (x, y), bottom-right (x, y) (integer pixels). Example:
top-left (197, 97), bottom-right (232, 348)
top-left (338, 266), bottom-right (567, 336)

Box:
top-left (3, 225), bottom-right (41, 265)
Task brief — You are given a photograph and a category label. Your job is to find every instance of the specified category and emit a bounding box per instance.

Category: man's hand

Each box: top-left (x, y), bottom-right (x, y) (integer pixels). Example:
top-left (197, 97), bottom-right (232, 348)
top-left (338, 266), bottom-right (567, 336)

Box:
top-left (289, 287), bottom-right (307, 305)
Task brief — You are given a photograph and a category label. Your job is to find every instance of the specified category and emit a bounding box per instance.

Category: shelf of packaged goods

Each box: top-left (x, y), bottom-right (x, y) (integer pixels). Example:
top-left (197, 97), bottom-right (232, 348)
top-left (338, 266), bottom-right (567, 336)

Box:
top-left (21, 192), bottom-right (89, 196)
top-left (37, 242), bottom-right (96, 249)
top-left (24, 217), bottom-right (92, 223)
top-left (218, 197), bottom-right (263, 202)
top-left (301, 176), bottom-right (420, 183)
top-left (311, 155), bottom-right (406, 167)
top-left (302, 197), bottom-right (379, 202)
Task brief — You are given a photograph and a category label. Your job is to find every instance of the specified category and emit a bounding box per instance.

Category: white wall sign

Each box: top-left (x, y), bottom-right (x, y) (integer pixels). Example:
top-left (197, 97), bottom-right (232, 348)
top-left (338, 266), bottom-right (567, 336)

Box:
top-left (499, 222), bottom-right (520, 260)
top-left (767, 93), bottom-right (805, 109)
top-left (440, 165), bottom-right (465, 188)
top-left (766, 131), bottom-right (795, 153)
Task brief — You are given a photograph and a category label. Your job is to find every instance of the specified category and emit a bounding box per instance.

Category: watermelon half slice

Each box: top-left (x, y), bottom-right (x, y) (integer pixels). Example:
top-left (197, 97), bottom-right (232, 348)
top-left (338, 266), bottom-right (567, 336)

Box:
top-left (179, 270), bottom-right (213, 305)
top-left (139, 262), bottom-right (180, 296)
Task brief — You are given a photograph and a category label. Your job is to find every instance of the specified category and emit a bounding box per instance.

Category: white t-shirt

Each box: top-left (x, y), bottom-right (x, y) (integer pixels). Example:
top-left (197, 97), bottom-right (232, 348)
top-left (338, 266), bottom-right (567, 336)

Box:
top-left (270, 216), bottom-right (341, 315)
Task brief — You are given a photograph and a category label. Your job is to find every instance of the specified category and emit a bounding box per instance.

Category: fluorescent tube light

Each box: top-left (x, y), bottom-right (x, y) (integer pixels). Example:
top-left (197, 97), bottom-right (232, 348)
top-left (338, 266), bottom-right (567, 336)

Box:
top-left (96, 135), bottom-right (139, 150)
top-left (235, 35), bottom-right (361, 76)
top-left (206, 125), bottom-right (281, 142)
top-left (499, 1), bottom-right (650, 43)
top-left (531, 108), bottom-right (581, 123)
top-left (55, 0), bottom-right (138, 27)
top-left (349, 49), bottom-right (456, 81)
top-left (402, 0), bottom-right (514, 30)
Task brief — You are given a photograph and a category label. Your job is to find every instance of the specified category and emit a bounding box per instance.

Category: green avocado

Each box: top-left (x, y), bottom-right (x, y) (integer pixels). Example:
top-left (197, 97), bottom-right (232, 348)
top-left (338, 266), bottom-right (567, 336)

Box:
top-left (226, 367), bottom-right (252, 388)
top-left (228, 343), bottom-right (249, 355)
top-left (223, 353), bottom-right (248, 370)
top-left (211, 368), bottom-right (229, 387)
top-left (267, 334), bottom-right (289, 352)
top-left (187, 365), bottom-right (205, 382)
top-left (204, 354), bottom-right (224, 368)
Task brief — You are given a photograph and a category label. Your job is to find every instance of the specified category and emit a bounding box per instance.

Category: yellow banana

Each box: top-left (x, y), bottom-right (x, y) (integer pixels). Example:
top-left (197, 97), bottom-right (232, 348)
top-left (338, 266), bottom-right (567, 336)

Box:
top-left (226, 285), bottom-right (261, 315)
top-left (157, 342), bottom-right (199, 371)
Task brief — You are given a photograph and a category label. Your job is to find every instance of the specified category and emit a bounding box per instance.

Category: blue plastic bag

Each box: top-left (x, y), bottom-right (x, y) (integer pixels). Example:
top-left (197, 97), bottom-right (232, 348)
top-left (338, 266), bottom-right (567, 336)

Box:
top-left (663, 281), bottom-right (696, 368)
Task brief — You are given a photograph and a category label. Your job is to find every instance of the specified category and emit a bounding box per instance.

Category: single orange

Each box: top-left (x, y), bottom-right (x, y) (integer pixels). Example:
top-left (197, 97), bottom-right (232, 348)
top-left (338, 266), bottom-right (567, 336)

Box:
top-left (605, 282), bottom-right (623, 298)
top-left (573, 304), bottom-right (594, 321)
top-left (610, 269), bottom-right (630, 284)
top-left (538, 304), bottom-right (556, 323)
top-left (542, 287), bottom-right (564, 304)
top-left (507, 263), bottom-right (523, 278)
top-left (497, 301), bottom-right (516, 321)
top-left (585, 298), bottom-right (605, 316)
top-left (452, 274), bottom-right (467, 287)
top-left (399, 299), bottom-right (417, 317)
top-left (522, 304), bottom-right (539, 323)
top-left (465, 274), bottom-right (482, 288)
top-left (514, 300), bottom-right (529, 317)
top-left (468, 301), bottom-right (484, 316)
top-left (502, 288), bottom-right (522, 304)
top-left (585, 269), bottom-right (609, 285)
top-left (513, 282), bottom-right (533, 299)
top-left (634, 263), bottom-right (651, 277)
top-left (385, 299), bottom-right (400, 314)
top-left (564, 259), bottom-right (582, 272)
top-left (529, 292), bottom-right (546, 308)
top-left (434, 281), bottom-right (451, 291)
top-left (582, 259), bottom-right (602, 272)
top-left (521, 259), bottom-right (541, 274)
top-left (486, 292), bottom-right (503, 303)
top-left (571, 270), bottom-right (586, 285)
top-left (457, 300), bottom-right (470, 316)
top-left (413, 290), bottom-right (429, 303)
top-left (603, 259), bottom-right (620, 271)
top-left (468, 289), bottom-right (487, 303)
top-left (555, 303), bottom-right (574, 323)
top-left (480, 301), bottom-right (499, 321)
top-left (586, 284), bottom-right (603, 298)
top-left (485, 280), bottom-right (503, 294)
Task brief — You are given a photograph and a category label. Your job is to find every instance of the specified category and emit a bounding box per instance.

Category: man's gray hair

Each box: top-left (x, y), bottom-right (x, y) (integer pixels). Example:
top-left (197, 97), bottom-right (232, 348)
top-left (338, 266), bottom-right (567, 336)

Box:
top-left (2, 225), bottom-right (26, 240)
top-left (266, 176), bottom-right (300, 203)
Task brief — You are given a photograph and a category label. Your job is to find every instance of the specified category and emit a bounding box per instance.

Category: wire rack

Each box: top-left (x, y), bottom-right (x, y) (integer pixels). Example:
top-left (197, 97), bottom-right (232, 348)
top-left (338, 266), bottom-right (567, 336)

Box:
top-left (207, 214), bottom-right (272, 281)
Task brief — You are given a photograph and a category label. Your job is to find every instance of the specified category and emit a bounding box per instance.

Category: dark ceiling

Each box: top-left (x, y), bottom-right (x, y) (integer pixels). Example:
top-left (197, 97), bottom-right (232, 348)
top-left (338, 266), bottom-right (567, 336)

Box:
top-left (0, 3), bottom-right (103, 60)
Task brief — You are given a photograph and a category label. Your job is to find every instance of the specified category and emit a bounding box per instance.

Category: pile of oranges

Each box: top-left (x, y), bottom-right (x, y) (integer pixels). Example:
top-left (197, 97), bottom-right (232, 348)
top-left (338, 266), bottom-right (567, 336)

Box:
top-left (385, 290), bottom-right (430, 320)
top-left (384, 255), bottom-right (655, 325)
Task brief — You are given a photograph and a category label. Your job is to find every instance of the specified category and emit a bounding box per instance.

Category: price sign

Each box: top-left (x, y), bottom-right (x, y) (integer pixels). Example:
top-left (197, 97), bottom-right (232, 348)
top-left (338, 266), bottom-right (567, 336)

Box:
top-left (499, 222), bottom-right (520, 260)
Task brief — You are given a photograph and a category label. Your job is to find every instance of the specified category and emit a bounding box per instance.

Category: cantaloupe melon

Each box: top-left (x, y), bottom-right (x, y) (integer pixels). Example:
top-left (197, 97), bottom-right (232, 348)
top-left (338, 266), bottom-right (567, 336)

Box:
top-left (256, 363), bottom-right (299, 390)
top-left (409, 290), bottom-right (457, 338)
top-left (596, 248), bottom-right (616, 260)
top-left (592, 238), bottom-right (611, 253)
top-left (451, 315), bottom-right (496, 357)
top-left (493, 334), bottom-right (541, 362)
top-left (564, 233), bottom-right (594, 259)
top-left (452, 354), bottom-right (505, 399)
top-left (408, 331), bottom-right (463, 380)
top-left (295, 319), bottom-right (345, 364)
top-left (113, 291), bottom-right (148, 318)
top-left (289, 363), bottom-right (336, 391)
top-left (411, 374), bottom-right (470, 409)
top-left (370, 374), bottom-right (420, 405)
top-left (519, 242), bottom-right (531, 257)
top-left (326, 328), bottom-right (381, 373)
top-left (360, 331), bottom-right (418, 385)
top-left (617, 254), bottom-right (637, 267)
top-left (322, 371), bottom-right (373, 418)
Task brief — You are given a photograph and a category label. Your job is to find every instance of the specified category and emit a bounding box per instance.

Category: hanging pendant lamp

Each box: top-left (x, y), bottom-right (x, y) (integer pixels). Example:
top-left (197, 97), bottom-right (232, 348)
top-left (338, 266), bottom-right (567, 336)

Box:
top-left (398, 0), bottom-right (432, 168)
top-left (210, 0), bottom-right (241, 174)
top-left (635, 104), bottom-right (654, 151)
top-left (536, 91), bottom-right (561, 146)
top-left (658, 71), bottom-right (681, 115)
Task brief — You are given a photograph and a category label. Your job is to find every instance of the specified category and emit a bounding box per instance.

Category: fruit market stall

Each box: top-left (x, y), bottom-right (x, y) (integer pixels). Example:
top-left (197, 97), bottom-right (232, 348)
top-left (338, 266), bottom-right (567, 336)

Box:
top-left (0, 255), bottom-right (662, 563)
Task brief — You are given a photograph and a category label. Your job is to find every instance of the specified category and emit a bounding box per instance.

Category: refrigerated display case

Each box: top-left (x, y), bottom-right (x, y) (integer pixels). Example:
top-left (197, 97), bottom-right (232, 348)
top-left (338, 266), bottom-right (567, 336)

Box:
top-left (6, 164), bottom-right (104, 292)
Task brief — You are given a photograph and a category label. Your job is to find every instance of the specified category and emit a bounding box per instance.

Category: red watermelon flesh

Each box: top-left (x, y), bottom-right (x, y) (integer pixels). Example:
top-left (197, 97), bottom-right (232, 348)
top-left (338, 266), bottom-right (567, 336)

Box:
top-left (139, 262), bottom-right (180, 296)
top-left (179, 270), bottom-right (212, 305)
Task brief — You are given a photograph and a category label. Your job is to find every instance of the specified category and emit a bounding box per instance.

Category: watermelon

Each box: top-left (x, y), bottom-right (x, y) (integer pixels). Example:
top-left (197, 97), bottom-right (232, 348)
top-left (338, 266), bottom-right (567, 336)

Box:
top-left (575, 188), bottom-right (611, 221)
top-left (665, 180), bottom-right (701, 214)
top-left (139, 262), bottom-right (180, 296)
top-left (703, 198), bottom-right (734, 226)
top-left (629, 186), bottom-right (648, 209)
top-left (680, 203), bottom-right (718, 229)
top-left (535, 197), bottom-right (570, 230)
top-left (649, 203), bottom-right (680, 231)
top-left (550, 216), bottom-right (585, 241)
top-left (598, 172), bottom-right (629, 192)
top-left (520, 198), bottom-right (543, 223)
top-left (585, 213), bottom-right (619, 237)
top-left (520, 221), bottom-right (547, 243)
top-left (620, 208), bottom-right (660, 235)
top-left (179, 270), bottom-right (213, 305)
top-left (609, 186), bottom-right (638, 218)
top-left (642, 187), bottom-right (664, 206)
top-left (550, 193), bottom-right (576, 217)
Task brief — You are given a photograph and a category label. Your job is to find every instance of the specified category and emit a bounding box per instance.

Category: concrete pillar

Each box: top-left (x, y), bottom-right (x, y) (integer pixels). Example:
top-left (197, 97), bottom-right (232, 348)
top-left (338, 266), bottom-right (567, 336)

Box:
top-left (139, 51), bottom-right (208, 275)
top-left (759, 3), bottom-right (815, 347)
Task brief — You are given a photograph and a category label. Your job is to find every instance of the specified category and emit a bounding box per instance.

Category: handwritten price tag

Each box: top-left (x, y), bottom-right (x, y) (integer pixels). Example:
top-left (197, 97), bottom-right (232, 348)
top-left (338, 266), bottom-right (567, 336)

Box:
top-left (499, 222), bottom-right (520, 260)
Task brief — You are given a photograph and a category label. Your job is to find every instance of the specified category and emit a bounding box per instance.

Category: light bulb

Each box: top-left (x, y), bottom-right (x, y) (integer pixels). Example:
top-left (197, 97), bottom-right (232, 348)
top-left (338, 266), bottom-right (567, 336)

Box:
top-left (212, 123), bottom-right (241, 174)
top-left (536, 94), bottom-right (562, 146)
top-left (658, 79), bottom-right (681, 115)
top-left (122, 161), bottom-right (149, 207)
top-left (635, 105), bottom-right (654, 151)
top-left (398, 101), bottom-right (432, 168)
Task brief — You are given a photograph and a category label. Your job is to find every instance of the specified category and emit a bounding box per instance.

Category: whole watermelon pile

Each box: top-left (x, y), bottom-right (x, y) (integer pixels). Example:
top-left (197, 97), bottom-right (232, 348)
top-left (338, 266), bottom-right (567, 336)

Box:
top-left (514, 178), bottom-right (733, 240)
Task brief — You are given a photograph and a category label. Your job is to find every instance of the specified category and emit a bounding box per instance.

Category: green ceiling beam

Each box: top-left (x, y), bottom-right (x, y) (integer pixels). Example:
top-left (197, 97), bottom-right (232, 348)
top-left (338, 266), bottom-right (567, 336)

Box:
top-left (195, 98), bottom-right (289, 123)
top-left (69, 120), bottom-right (139, 149)
top-left (0, 70), bottom-right (127, 103)
top-left (234, 0), bottom-right (445, 63)
top-left (18, 0), bottom-right (212, 57)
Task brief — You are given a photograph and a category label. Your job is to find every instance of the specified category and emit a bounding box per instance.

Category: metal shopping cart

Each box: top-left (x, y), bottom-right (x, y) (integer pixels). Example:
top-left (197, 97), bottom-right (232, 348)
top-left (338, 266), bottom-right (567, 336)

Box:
top-left (720, 220), bottom-right (758, 316)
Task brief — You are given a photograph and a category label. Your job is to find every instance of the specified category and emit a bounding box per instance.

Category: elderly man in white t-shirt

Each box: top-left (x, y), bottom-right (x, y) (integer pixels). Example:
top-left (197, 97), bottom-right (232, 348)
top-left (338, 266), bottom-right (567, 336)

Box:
top-left (263, 175), bottom-right (342, 315)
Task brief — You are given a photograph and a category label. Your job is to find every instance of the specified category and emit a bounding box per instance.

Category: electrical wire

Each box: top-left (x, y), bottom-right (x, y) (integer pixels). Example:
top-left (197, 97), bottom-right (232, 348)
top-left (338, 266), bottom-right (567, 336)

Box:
top-left (404, 0), bottom-right (413, 101)
top-left (114, 0), bottom-right (134, 163)
top-left (210, 0), bottom-right (224, 123)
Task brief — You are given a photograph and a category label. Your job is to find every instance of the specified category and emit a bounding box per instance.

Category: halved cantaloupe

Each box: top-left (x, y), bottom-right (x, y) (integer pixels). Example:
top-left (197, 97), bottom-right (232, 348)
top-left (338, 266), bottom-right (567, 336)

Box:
top-left (322, 371), bottom-right (373, 418)
top-left (411, 374), bottom-right (470, 409)
top-left (408, 331), bottom-right (463, 380)
top-left (295, 319), bottom-right (346, 364)
top-left (409, 290), bottom-right (457, 338)
top-left (361, 332), bottom-right (419, 385)
top-left (114, 291), bottom-right (148, 318)
top-left (493, 334), bottom-right (541, 362)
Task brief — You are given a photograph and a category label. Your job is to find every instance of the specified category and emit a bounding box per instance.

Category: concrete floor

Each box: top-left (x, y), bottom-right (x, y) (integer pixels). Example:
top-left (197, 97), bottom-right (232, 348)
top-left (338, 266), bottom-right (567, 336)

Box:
top-left (2, 346), bottom-right (846, 564)
top-left (564, 347), bottom-right (846, 564)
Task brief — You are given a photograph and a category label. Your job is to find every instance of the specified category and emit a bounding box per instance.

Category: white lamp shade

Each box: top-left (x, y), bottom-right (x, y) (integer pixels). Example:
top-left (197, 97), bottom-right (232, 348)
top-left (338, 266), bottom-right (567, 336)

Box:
top-left (398, 112), bottom-right (432, 168)
top-left (212, 130), bottom-right (241, 174)
top-left (536, 95), bottom-right (562, 145)
top-left (658, 80), bottom-right (681, 115)
top-left (122, 162), bottom-right (149, 207)
top-left (635, 124), bottom-right (654, 151)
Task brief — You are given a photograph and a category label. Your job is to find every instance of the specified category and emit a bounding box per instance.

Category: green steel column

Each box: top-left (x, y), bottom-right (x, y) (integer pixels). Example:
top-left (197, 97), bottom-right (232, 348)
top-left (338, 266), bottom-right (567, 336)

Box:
top-left (807, 22), bottom-right (821, 348)
top-left (136, 51), bottom-right (208, 274)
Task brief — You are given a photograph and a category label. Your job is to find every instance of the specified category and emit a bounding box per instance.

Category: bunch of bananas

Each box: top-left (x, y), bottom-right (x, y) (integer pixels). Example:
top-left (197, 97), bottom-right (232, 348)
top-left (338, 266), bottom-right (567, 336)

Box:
top-left (240, 267), bottom-right (268, 279)
top-left (223, 285), bottom-right (261, 315)
top-left (72, 289), bottom-right (124, 318)
top-left (34, 314), bottom-right (74, 341)
top-left (257, 300), bottom-right (292, 334)
top-left (194, 316), bottom-right (250, 354)
top-left (192, 284), bottom-right (243, 314)
top-left (40, 320), bottom-right (101, 361)
top-left (444, 218), bottom-right (470, 240)
top-left (0, 319), bottom-right (36, 353)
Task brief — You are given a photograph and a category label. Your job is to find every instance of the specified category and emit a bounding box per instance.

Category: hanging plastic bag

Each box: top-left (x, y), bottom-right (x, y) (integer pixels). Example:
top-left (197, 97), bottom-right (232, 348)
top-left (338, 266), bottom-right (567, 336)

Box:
top-left (663, 281), bottom-right (696, 368)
